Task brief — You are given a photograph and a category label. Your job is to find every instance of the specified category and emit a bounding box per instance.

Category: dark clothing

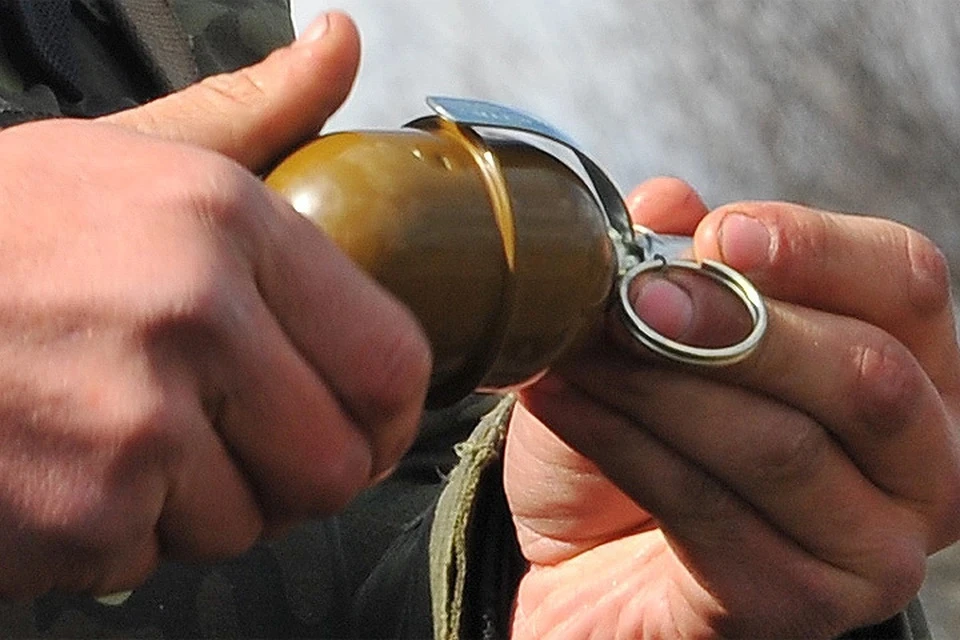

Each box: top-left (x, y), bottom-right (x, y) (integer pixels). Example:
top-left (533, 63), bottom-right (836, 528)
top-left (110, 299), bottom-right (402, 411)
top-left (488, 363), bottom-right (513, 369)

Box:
top-left (0, 393), bottom-right (521, 638)
top-left (0, 0), bottom-right (292, 124)
top-left (0, 1), bottom-right (932, 638)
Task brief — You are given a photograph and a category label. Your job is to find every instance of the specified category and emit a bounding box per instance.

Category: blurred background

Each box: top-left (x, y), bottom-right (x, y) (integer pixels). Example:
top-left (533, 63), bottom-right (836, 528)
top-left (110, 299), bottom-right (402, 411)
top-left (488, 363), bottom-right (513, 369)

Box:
top-left (292, 1), bottom-right (960, 636)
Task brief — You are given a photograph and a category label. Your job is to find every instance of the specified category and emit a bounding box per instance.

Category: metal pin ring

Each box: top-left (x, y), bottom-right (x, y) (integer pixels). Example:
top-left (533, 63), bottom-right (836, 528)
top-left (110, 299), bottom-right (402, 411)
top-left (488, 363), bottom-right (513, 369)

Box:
top-left (618, 258), bottom-right (768, 366)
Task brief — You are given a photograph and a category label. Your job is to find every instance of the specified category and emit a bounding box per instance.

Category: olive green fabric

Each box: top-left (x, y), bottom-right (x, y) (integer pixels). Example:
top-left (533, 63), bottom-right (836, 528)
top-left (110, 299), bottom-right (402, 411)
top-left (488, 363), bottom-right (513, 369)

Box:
top-left (430, 394), bottom-right (522, 640)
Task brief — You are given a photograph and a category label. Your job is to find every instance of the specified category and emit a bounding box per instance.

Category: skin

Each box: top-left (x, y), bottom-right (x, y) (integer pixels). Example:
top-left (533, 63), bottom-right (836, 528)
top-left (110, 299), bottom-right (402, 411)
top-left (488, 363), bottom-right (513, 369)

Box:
top-left (507, 176), bottom-right (960, 638)
top-left (0, 13), bottom-right (432, 597)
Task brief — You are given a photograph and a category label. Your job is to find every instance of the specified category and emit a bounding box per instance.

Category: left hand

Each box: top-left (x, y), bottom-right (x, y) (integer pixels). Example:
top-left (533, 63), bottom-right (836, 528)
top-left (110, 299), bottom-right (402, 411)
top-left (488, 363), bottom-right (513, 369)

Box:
top-left (0, 13), bottom-right (432, 599)
top-left (504, 177), bottom-right (960, 638)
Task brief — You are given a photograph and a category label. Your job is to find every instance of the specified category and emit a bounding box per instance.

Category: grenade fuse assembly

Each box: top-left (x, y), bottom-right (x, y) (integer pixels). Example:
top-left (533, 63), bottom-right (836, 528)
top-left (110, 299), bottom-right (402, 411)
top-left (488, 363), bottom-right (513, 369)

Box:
top-left (266, 97), bottom-right (766, 407)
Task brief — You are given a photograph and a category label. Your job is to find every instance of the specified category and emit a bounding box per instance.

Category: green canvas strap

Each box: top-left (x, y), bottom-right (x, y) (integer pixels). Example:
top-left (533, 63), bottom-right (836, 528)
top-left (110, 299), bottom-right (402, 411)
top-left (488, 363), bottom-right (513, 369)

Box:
top-left (429, 394), bottom-right (517, 640)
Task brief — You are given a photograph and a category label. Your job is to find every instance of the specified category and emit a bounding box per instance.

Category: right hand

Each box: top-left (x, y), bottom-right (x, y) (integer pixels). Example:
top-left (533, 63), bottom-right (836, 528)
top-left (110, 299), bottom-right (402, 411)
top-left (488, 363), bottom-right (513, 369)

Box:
top-left (0, 12), bottom-right (431, 598)
top-left (505, 178), bottom-right (960, 637)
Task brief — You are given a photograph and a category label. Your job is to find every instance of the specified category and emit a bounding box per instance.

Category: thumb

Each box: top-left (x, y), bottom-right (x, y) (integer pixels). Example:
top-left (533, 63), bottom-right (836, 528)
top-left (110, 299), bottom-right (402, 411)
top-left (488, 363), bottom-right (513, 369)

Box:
top-left (101, 11), bottom-right (360, 172)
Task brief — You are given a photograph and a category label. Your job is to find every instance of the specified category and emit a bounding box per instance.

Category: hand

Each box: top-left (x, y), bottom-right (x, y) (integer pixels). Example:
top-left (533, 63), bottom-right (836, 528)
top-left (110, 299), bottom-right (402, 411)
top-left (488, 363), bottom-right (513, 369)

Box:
top-left (0, 13), bottom-right (431, 598)
top-left (505, 177), bottom-right (960, 638)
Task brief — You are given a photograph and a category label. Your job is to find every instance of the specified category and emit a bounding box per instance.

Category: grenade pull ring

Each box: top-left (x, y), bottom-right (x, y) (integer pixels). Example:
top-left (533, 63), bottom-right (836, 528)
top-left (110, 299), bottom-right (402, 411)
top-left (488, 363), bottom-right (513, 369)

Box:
top-left (425, 96), bottom-right (767, 367)
top-left (617, 250), bottom-right (767, 365)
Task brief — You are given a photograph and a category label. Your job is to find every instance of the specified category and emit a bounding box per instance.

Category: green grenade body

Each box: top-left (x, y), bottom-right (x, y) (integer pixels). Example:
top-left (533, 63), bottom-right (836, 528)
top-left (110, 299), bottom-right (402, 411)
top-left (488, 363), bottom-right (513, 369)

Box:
top-left (265, 119), bottom-right (616, 407)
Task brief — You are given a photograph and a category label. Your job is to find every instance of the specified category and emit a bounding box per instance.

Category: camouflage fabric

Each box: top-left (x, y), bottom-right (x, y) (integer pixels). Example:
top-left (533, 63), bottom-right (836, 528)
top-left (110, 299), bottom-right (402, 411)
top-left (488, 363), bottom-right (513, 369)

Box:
top-left (168, 0), bottom-right (293, 77)
top-left (0, 0), bottom-right (293, 124)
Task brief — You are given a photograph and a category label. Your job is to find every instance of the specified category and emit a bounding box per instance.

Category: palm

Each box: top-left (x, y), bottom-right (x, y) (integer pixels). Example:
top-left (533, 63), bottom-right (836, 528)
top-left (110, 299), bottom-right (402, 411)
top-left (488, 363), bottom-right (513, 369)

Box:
top-left (504, 404), bottom-right (719, 639)
top-left (516, 530), bottom-right (718, 639)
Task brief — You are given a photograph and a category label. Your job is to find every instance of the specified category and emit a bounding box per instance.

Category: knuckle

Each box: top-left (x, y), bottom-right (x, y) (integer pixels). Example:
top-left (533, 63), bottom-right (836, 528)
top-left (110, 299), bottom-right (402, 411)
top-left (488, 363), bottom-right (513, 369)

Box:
top-left (111, 104), bottom-right (167, 139)
top-left (849, 333), bottom-right (925, 435)
top-left (662, 465), bottom-right (742, 532)
top-left (273, 474), bottom-right (358, 522)
top-left (142, 144), bottom-right (251, 229)
top-left (3, 401), bottom-right (174, 564)
top-left (112, 394), bottom-right (188, 472)
top-left (23, 490), bottom-right (125, 560)
top-left (780, 535), bottom-right (925, 636)
top-left (197, 67), bottom-right (269, 113)
top-left (903, 227), bottom-right (952, 316)
top-left (171, 517), bottom-right (262, 563)
top-left (773, 581), bottom-right (849, 638)
top-left (171, 269), bottom-right (237, 335)
top-left (0, 578), bottom-right (50, 601)
top-left (216, 520), bottom-right (262, 558)
top-left (93, 569), bottom-right (158, 601)
top-left (180, 162), bottom-right (270, 266)
top-left (181, 156), bottom-right (253, 229)
top-left (771, 205), bottom-right (830, 275)
top-left (742, 415), bottom-right (829, 492)
top-left (140, 251), bottom-right (248, 352)
top-left (348, 320), bottom-right (432, 472)
top-left (134, 148), bottom-right (258, 249)
top-left (68, 546), bottom-right (159, 597)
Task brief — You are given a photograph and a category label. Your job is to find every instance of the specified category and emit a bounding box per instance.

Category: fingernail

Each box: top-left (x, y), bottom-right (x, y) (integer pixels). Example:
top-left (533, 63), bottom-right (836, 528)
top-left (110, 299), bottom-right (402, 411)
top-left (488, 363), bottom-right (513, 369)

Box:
top-left (295, 13), bottom-right (330, 47)
top-left (718, 213), bottom-right (771, 273)
top-left (630, 275), bottom-right (694, 340)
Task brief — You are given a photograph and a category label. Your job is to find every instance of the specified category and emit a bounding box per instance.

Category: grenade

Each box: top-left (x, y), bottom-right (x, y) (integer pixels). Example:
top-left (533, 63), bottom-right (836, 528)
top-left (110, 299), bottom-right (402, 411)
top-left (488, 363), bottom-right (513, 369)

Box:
top-left (265, 98), bottom-right (766, 407)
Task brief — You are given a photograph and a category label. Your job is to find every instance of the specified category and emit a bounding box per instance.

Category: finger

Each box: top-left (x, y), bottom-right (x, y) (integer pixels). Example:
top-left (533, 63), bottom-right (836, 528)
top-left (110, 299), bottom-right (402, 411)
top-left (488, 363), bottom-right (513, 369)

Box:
top-left (91, 537), bottom-right (159, 596)
top-left (611, 281), bottom-right (960, 548)
top-left (736, 302), bottom-right (960, 547)
top-left (625, 176), bottom-right (709, 233)
top-left (519, 376), bottom-right (916, 635)
top-left (0, 518), bottom-right (161, 599)
top-left (212, 291), bottom-right (377, 520)
top-left (101, 12), bottom-right (361, 172)
top-left (694, 203), bottom-right (960, 389)
top-left (246, 188), bottom-right (432, 480)
top-left (552, 351), bottom-right (926, 565)
top-left (156, 390), bottom-right (264, 559)
top-left (152, 145), bottom-right (430, 505)
top-left (194, 176), bottom-right (429, 509)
